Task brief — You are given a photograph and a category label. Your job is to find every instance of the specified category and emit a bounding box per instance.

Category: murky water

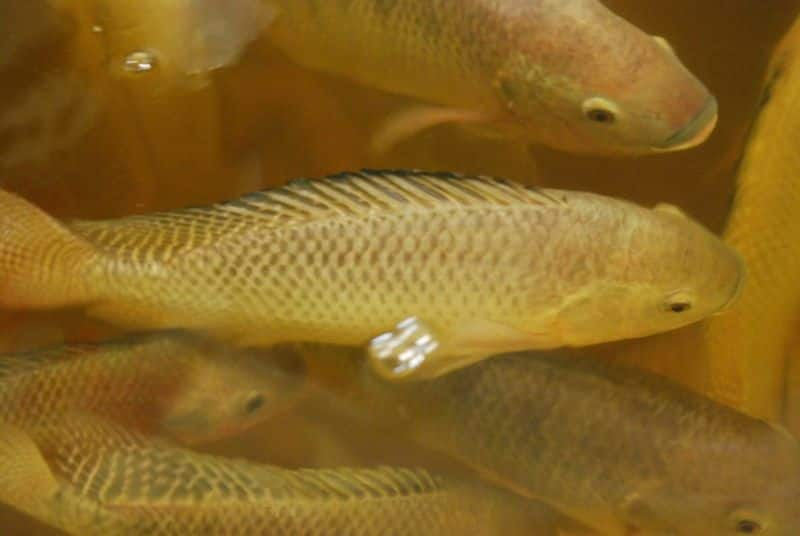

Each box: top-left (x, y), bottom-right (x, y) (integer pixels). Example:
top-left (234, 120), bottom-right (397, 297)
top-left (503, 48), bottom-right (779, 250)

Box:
top-left (1, 1), bottom-right (799, 533)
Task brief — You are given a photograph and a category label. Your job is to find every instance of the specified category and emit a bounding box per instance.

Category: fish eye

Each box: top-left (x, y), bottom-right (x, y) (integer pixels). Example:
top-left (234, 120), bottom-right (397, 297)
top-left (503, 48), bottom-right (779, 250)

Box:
top-left (662, 291), bottom-right (694, 314)
top-left (736, 520), bottom-right (761, 534)
top-left (582, 97), bottom-right (619, 124)
top-left (735, 519), bottom-right (762, 534)
top-left (243, 393), bottom-right (265, 414)
top-left (668, 302), bottom-right (691, 313)
top-left (729, 508), bottom-right (766, 534)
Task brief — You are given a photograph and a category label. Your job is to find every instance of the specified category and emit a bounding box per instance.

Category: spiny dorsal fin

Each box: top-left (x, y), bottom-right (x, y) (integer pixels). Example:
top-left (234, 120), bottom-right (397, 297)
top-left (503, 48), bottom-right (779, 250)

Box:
top-left (224, 169), bottom-right (565, 224)
top-left (0, 332), bottom-right (189, 380)
top-left (69, 170), bottom-right (563, 259)
top-left (38, 416), bottom-right (447, 506)
top-left (64, 449), bottom-right (444, 506)
top-left (0, 345), bottom-right (95, 379)
top-left (277, 465), bottom-right (442, 501)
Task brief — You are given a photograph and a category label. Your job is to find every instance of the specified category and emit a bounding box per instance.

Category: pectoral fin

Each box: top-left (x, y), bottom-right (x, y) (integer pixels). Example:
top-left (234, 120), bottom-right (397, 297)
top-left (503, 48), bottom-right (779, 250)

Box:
top-left (367, 316), bottom-right (553, 381)
top-left (371, 105), bottom-right (494, 154)
top-left (368, 316), bottom-right (441, 380)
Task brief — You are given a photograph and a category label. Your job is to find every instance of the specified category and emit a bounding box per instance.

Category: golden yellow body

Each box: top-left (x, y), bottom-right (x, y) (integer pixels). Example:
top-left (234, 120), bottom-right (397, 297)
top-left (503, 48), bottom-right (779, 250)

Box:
top-left (703, 18), bottom-right (800, 420)
top-left (0, 171), bottom-right (742, 379)
top-left (0, 417), bottom-right (553, 535)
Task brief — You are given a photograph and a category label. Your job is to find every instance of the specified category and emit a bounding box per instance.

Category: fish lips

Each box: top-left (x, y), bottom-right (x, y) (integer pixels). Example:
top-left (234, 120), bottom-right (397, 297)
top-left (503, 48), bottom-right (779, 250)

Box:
top-left (652, 96), bottom-right (719, 152)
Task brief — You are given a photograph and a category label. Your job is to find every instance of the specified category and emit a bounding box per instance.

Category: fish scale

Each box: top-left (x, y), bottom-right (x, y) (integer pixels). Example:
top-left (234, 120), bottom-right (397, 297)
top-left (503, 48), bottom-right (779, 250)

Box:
top-left (0, 170), bottom-right (742, 379)
top-left (0, 417), bottom-right (557, 535)
top-left (262, 0), bottom-right (716, 154)
top-left (0, 333), bottom-right (304, 445)
top-left (311, 347), bottom-right (800, 535)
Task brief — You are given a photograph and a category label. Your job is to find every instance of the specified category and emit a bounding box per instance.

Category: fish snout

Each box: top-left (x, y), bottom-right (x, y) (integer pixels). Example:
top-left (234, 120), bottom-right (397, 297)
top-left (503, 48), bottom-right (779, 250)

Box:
top-left (653, 96), bottom-right (718, 152)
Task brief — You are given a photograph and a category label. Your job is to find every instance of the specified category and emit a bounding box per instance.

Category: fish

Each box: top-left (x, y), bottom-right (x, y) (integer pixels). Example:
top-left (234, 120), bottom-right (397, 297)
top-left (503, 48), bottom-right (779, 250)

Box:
top-left (162, 0), bottom-right (277, 75)
top-left (0, 422), bottom-right (143, 536)
top-left (0, 332), bottom-right (305, 444)
top-left (94, 0), bottom-right (277, 80)
top-left (307, 346), bottom-right (800, 536)
top-left (703, 15), bottom-right (800, 421)
top-left (0, 170), bottom-right (744, 381)
top-left (262, 0), bottom-right (717, 155)
top-left (0, 415), bottom-right (558, 536)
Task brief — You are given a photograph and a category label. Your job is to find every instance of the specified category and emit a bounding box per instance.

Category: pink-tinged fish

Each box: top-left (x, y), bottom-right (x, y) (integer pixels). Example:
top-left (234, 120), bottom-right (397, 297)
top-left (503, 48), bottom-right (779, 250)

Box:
top-left (263, 0), bottom-right (717, 155)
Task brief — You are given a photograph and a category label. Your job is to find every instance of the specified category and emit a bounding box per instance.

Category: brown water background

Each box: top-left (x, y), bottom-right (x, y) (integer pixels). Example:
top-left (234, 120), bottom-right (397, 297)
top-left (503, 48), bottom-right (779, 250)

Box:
top-left (0, 1), bottom-right (799, 533)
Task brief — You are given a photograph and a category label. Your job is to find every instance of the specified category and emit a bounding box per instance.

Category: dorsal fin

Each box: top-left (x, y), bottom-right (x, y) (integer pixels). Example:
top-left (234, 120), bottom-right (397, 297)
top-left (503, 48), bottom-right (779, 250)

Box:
top-left (37, 415), bottom-right (446, 506)
top-left (224, 169), bottom-right (566, 224)
top-left (0, 345), bottom-right (94, 379)
top-left (75, 170), bottom-right (562, 233)
top-left (68, 170), bottom-right (563, 260)
top-left (0, 332), bottom-right (190, 380)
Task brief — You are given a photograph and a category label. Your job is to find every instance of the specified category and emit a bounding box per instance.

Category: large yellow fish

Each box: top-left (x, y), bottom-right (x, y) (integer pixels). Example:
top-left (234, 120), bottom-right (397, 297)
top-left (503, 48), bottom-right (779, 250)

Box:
top-left (0, 416), bottom-right (556, 535)
top-left (263, 0), bottom-right (717, 155)
top-left (0, 170), bottom-right (743, 381)
top-left (703, 16), bottom-right (800, 421)
top-left (309, 346), bottom-right (800, 536)
top-left (0, 333), bottom-right (304, 444)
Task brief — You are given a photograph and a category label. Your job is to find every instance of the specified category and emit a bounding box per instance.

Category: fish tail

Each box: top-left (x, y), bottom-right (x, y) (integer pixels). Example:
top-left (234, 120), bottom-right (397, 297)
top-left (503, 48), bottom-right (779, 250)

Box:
top-left (0, 189), bottom-right (98, 309)
top-left (0, 422), bottom-right (142, 535)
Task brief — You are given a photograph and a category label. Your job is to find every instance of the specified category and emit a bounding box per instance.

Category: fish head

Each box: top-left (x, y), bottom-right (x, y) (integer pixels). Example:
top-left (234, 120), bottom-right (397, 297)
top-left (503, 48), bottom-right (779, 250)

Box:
top-left (555, 199), bottom-right (744, 346)
top-left (494, 1), bottom-right (716, 155)
top-left (622, 425), bottom-right (800, 536)
top-left (160, 343), bottom-right (306, 444)
top-left (623, 491), bottom-right (800, 536)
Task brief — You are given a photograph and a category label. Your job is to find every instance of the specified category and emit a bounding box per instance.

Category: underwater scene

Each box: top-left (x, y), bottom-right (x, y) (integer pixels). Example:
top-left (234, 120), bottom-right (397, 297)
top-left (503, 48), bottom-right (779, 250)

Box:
top-left (1, 1), bottom-right (800, 534)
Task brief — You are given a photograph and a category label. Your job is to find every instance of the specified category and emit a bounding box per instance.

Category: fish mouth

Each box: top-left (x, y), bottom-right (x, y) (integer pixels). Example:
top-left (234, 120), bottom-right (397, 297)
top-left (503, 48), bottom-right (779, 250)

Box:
top-left (652, 96), bottom-right (718, 152)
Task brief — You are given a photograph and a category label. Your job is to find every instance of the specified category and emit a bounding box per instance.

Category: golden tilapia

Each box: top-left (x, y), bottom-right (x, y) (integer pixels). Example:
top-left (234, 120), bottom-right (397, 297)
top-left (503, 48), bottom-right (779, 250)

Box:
top-left (309, 347), bottom-right (800, 535)
top-left (0, 333), bottom-right (304, 444)
top-left (0, 416), bottom-right (555, 535)
top-left (704, 16), bottom-right (800, 421)
top-left (0, 170), bottom-right (743, 380)
top-left (263, 0), bottom-right (717, 154)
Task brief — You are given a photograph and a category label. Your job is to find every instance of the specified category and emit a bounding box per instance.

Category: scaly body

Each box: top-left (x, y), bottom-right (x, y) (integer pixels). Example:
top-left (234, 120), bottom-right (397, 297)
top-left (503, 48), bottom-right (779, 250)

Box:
top-left (0, 417), bottom-right (551, 536)
top-left (0, 170), bottom-right (742, 380)
top-left (704, 16), bottom-right (800, 421)
top-left (0, 333), bottom-right (303, 444)
top-left (264, 0), bottom-right (717, 154)
top-left (313, 348), bottom-right (800, 535)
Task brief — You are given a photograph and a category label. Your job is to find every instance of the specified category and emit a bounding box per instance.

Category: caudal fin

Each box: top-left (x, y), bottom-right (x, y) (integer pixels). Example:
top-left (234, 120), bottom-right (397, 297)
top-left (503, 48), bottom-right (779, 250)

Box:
top-left (0, 422), bottom-right (144, 535)
top-left (0, 189), bottom-right (97, 309)
top-left (0, 422), bottom-right (61, 520)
